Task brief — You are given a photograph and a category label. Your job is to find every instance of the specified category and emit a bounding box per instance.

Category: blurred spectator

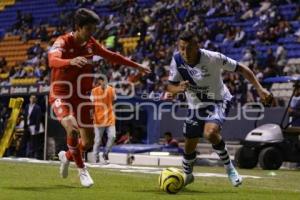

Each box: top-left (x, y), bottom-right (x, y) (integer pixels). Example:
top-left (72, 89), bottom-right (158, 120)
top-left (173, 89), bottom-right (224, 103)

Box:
top-left (255, 0), bottom-right (272, 17)
top-left (288, 87), bottom-right (300, 126)
top-left (233, 26), bottom-right (246, 47)
top-left (19, 95), bottom-right (44, 159)
top-left (276, 18), bottom-right (292, 37)
top-left (118, 83), bottom-right (133, 96)
top-left (10, 64), bottom-right (26, 79)
top-left (2, 0), bottom-right (300, 108)
top-left (51, 26), bottom-right (64, 38)
top-left (223, 26), bottom-right (236, 44)
top-left (0, 103), bottom-right (9, 137)
top-left (7, 114), bottom-right (25, 157)
top-left (241, 45), bottom-right (257, 66)
top-left (240, 2), bottom-right (254, 20)
top-left (263, 48), bottom-right (278, 77)
top-left (116, 131), bottom-right (130, 144)
top-left (0, 57), bottom-right (7, 69)
top-left (293, 5), bottom-right (300, 21)
top-left (38, 27), bottom-right (49, 42)
top-left (275, 43), bottom-right (287, 70)
top-left (149, 84), bottom-right (164, 101)
top-left (164, 132), bottom-right (179, 148)
top-left (295, 28), bottom-right (300, 42)
top-left (27, 41), bottom-right (44, 59)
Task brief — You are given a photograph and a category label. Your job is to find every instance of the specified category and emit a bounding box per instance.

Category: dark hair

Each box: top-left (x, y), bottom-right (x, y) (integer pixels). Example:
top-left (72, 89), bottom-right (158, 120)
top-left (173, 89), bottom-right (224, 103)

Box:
top-left (164, 132), bottom-right (172, 137)
top-left (74, 8), bottom-right (100, 27)
top-left (97, 76), bottom-right (105, 81)
top-left (179, 30), bottom-right (197, 42)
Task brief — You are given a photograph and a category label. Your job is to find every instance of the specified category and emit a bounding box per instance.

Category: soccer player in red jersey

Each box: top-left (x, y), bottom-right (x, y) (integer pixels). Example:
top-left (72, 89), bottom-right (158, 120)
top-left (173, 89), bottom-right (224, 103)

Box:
top-left (48, 8), bottom-right (150, 187)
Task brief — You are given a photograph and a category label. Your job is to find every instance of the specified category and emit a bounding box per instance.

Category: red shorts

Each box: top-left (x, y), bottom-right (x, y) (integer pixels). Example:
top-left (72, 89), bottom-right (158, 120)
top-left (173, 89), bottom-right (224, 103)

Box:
top-left (50, 98), bottom-right (93, 128)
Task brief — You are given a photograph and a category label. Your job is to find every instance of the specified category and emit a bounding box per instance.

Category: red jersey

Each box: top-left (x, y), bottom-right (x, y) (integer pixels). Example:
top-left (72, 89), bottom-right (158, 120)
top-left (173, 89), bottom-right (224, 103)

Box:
top-left (48, 32), bottom-right (140, 103)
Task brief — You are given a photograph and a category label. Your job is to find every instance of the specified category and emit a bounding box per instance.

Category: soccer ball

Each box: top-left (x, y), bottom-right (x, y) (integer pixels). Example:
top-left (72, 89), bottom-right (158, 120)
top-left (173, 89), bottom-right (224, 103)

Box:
top-left (158, 167), bottom-right (184, 194)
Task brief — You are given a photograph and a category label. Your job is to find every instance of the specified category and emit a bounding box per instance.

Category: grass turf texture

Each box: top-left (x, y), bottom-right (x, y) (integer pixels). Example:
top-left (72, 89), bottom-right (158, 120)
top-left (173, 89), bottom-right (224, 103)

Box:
top-left (0, 160), bottom-right (299, 200)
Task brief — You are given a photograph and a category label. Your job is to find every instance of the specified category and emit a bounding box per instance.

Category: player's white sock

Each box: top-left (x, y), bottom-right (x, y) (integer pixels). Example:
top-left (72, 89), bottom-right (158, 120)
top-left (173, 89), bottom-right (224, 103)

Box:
top-left (212, 140), bottom-right (231, 168)
top-left (182, 151), bottom-right (196, 186)
top-left (182, 151), bottom-right (196, 174)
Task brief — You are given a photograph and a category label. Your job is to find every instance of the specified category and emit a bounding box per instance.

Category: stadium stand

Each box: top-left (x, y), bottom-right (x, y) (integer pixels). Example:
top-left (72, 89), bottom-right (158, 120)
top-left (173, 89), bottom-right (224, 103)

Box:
top-left (0, 1), bottom-right (298, 102)
top-left (0, 0), bottom-right (299, 124)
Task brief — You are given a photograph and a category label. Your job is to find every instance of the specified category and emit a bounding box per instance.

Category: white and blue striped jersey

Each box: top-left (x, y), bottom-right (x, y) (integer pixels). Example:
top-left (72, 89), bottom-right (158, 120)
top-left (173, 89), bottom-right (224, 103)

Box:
top-left (168, 49), bottom-right (238, 109)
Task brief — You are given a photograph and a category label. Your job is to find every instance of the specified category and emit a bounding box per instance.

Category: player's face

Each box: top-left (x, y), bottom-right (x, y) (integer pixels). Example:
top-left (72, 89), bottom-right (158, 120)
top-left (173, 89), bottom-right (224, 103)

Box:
top-left (178, 39), bottom-right (199, 65)
top-left (78, 24), bottom-right (97, 41)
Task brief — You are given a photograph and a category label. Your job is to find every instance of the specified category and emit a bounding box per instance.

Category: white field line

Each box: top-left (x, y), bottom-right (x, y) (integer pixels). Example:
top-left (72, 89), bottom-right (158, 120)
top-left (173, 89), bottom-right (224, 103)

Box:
top-left (0, 157), bottom-right (262, 179)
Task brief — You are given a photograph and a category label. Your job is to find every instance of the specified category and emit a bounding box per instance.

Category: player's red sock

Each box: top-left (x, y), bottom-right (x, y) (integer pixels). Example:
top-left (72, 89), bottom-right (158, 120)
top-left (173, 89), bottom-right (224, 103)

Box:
top-left (66, 136), bottom-right (84, 168)
top-left (65, 150), bottom-right (74, 161)
top-left (78, 138), bottom-right (88, 162)
top-left (65, 138), bottom-right (82, 161)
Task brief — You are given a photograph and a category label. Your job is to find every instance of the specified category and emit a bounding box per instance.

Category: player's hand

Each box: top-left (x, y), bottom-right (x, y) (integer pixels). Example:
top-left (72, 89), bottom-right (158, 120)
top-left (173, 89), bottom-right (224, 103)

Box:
top-left (70, 57), bottom-right (88, 68)
top-left (258, 87), bottom-right (273, 106)
top-left (138, 65), bottom-right (151, 74)
top-left (178, 81), bottom-right (189, 92)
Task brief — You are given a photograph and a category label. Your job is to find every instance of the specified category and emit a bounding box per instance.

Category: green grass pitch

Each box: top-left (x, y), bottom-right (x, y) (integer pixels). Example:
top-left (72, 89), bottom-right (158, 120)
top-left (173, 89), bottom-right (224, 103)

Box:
top-left (0, 160), bottom-right (299, 200)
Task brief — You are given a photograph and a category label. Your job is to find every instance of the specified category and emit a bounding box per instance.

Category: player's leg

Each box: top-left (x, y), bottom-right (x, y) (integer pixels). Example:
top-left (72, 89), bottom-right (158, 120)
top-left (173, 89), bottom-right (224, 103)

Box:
top-left (103, 125), bottom-right (116, 164)
top-left (182, 115), bottom-right (203, 186)
top-left (92, 126), bottom-right (105, 163)
top-left (51, 100), bottom-right (85, 179)
top-left (78, 127), bottom-right (94, 153)
top-left (182, 137), bottom-right (198, 186)
top-left (77, 127), bottom-right (94, 187)
top-left (59, 115), bottom-right (84, 178)
top-left (204, 122), bottom-right (242, 187)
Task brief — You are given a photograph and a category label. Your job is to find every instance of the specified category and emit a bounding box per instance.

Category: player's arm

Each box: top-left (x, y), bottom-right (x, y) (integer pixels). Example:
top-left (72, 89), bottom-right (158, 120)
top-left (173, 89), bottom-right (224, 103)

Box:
top-left (166, 57), bottom-right (188, 94)
top-left (48, 38), bottom-right (87, 68)
top-left (93, 39), bottom-right (150, 74)
top-left (235, 63), bottom-right (272, 104)
top-left (215, 52), bottom-right (272, 104)
top-left (166, 81), bottom-right (189, 95)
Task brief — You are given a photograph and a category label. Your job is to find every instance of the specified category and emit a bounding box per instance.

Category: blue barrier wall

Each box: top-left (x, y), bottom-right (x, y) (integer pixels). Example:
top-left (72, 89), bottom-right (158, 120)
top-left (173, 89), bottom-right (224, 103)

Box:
top-left (46, 98), bottom-right (288, 144)
top-left (159, 107), bottom-right (288, 141)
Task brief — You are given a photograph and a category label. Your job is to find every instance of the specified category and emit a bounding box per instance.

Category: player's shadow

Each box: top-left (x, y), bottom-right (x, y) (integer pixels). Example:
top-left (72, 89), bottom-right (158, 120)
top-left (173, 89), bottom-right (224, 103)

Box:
top-left (181, 188), bottom-right (236, 194)
top-left (134, 188), bottom-right (236, 195)
top-left (4, 185), bottom-right (78, 192)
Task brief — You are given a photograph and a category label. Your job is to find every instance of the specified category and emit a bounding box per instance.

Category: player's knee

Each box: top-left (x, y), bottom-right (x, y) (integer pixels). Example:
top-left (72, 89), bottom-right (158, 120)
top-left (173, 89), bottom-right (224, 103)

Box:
top-left (81, 140), bottom-right (93, 150)
top-left (66, 126), bottom-right (80, 137)
top-left (108, 134), bottom-right (116, 141)
top-left (204, 128), bottom-right (220, 143)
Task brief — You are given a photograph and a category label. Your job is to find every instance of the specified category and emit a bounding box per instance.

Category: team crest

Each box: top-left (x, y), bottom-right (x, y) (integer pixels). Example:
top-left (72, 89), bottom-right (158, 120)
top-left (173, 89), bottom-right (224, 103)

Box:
top-left (189, 68), bottom-right (202, 78)
top-left (54, 99), bottom-right (62, 107)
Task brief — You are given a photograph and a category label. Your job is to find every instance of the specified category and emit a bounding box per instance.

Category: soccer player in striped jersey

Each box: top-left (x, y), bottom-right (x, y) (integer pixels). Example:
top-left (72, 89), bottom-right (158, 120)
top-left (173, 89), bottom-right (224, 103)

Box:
top-left (166, 31), bottom-right (272, 187)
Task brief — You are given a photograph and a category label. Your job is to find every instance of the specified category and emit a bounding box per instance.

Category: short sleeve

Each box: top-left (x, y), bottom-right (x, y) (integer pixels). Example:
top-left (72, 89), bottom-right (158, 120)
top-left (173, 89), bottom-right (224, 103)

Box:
top-left (168, 57), bottom-right (182, 83)
top-left (48, 37), bottom-right (66, 54)
top-left (214, 52), bottom-right (237, 72)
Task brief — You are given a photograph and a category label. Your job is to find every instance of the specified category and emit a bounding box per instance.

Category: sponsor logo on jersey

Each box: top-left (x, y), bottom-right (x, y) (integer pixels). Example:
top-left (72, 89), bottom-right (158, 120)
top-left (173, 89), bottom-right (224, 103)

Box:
top-left (189, 68), bottom-right (202, 78)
